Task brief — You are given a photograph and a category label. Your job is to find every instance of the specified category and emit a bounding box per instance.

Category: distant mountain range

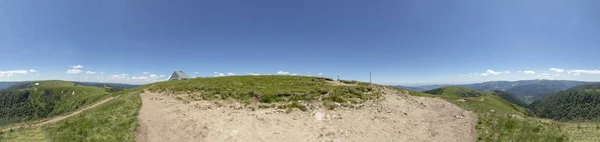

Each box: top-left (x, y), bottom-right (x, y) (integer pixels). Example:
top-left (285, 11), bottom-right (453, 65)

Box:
top-left (0, 82), bottom-right (23, 91)
top-left (395, 80), bottom-right (594, 103)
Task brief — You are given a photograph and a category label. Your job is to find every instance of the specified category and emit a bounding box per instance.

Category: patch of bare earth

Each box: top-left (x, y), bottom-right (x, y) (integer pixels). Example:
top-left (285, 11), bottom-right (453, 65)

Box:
top-left (136, 88), bottom-right (477, 142)
top-left (327, 81), bottom-right (357, 86)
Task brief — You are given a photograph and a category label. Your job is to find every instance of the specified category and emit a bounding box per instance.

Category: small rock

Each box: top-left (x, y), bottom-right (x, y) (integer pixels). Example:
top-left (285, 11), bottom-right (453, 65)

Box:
top-left (315, 112), bottom-right (325, 121)
top-left (229, 130), bottom-right (239, 136)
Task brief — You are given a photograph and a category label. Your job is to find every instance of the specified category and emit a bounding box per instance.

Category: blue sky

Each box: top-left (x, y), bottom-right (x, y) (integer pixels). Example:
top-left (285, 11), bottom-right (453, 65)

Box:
top-left (1, 0), bottom-right (599, 85)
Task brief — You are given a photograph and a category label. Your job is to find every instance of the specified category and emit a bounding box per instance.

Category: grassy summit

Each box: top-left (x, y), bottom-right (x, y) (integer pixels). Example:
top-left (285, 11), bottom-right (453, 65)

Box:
top-left (148, 76), bottom-right (381, 109)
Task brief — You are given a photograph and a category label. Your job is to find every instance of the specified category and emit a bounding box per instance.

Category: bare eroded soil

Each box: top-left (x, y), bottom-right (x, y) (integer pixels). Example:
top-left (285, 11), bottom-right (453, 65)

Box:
top-left (136, 89), bottom-right (477, 142)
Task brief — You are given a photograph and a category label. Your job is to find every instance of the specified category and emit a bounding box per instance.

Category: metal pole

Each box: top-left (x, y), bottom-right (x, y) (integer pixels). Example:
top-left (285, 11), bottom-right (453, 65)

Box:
top-left (370, 72), bottom-right (372, 84)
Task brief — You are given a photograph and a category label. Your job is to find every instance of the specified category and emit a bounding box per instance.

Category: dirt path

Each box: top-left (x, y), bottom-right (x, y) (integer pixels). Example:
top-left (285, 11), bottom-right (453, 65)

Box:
top-left (136, 89), bottom-right (477, 142)
top-left (1, 97), bottom-right (115, 132)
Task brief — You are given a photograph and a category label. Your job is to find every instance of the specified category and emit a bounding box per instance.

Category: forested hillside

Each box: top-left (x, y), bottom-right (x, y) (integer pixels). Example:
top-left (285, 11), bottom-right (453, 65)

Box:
top-left (491, 90), bottom-right (529, 107)
top-left (530, 84), bottom-right (600, 121)
top-left (74, 82), bottom-right (138, 93)
top-left (0, 81), bottom-right (110, 126)
top-left (424, 86), bottom-right (487, 98)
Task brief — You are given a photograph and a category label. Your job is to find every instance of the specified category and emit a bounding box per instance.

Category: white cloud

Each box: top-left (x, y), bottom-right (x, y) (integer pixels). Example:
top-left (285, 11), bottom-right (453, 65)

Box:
top-left (517, 71), bottom-right (522, 73)
top-left (550, 68), bottom-right (565, 73)
top-left (249, 73), bottom-right (261, 76)
top-left (71, 65), bottom-right (84, 69)
top-left (0, 70), bottom-right (29, 74)
top-left (504, 71), bottom-right (510, 74)
top-left (132, 76), bottom-right (149, 80)
top-left (538, 73), bottom-right (551, 78)
top-left (29, 69), bottom-right (37, 73)
top-left (568, 69), bottom-right (600, 76)
top-left (143, 72), bottom-right (150, 75)
top-left (86, 71), bottom-right (97, 74)
top-left (213, 72), bottom-right (225, 77)
top-left (292, 73), bottom-right (298, 76)
top-left (523, 71), bottom-right (536, 74)
top-left (102, 73), bottom-right (166, 83)
top-left (479, 69), bottom-right (501, 76)
top-left (110, 74), bottom-right (130, 80)
top-left (66, 69), bottom-right (83, 74)
top-left (277, 71), bottom-right (290, 75)
top-left (227, 72), bottom-right (235, 76)
top-left (317, 73), bottom-right (323, 76)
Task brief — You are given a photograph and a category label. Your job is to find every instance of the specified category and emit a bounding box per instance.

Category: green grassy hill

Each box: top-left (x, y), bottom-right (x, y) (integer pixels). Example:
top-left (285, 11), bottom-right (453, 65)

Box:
top-left (0, 86), bottom-right (143, 141)
top-left (0, 80), bottom-right (111, 127)
top-left (417, 86), bottom-right (566, 141)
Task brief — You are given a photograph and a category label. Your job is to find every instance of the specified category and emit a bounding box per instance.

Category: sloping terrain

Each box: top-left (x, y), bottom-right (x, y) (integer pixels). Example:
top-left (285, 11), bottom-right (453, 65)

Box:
top-left (0, 80), bottom-right (111, 126)
top-left (419, 86), bottom-right (566, 141)
top-left (136, 88), bottom-right (477, 142)
top-left (491, 90), bottom-right (529, 108)
top-left (0, 88), bottom-right (142, 142)
top-left (1, 96), bottom-right (114, 132)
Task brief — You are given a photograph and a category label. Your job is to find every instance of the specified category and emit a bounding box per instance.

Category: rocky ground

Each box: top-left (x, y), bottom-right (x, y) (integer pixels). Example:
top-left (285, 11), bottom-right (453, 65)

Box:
top-left (136, 88), bottom-right (477, 142)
